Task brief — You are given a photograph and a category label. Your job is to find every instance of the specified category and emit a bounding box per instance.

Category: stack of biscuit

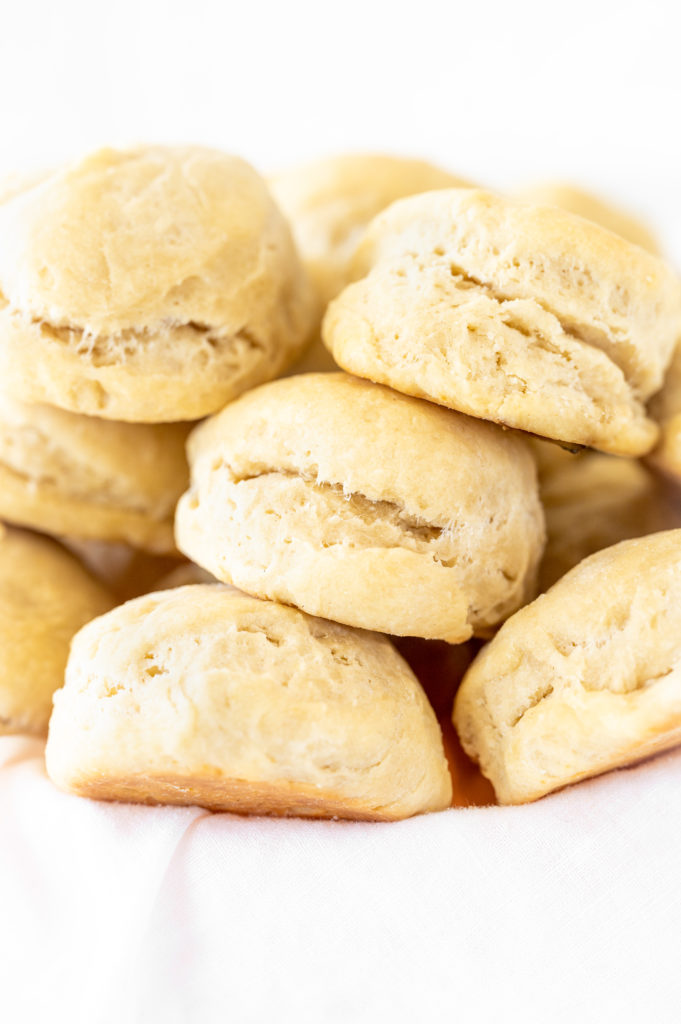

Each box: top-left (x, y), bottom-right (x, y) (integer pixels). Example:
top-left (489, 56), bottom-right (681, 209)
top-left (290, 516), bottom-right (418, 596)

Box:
top-left (0, 145), bottom-right (315, 733)
top-left (1, 144), bottom-right (680, 818)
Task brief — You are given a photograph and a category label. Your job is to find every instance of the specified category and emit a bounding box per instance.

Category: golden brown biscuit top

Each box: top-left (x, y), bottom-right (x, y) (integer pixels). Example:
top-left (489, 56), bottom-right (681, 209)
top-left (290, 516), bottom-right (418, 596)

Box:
top-left (0, 145), bottom-right (303, 335)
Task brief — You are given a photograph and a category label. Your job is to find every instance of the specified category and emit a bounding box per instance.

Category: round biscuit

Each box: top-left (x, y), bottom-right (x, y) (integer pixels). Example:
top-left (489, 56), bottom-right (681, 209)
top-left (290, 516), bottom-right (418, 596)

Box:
top-left (0, 146), bottom-right (315, 421)
top-left (46, 584), bottom-right (452, 820)
top-left (175, 373), bottom-right (545, 642)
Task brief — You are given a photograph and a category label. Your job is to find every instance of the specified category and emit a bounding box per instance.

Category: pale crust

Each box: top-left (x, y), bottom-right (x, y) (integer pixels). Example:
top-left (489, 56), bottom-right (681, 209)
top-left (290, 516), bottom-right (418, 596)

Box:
top-left (175, 373), bottom-right (545, 642)
top-left (514, 183), bottom-right (661, 255)
top-left (0, 526), bottom-right (112, 737)
top-left (0, 147), bottom-right (315, 421)
top-left (324, 189), bottom-right (681, 455)
top-left (270, 153), bottom-right (471, 308)
top-left (46, 585), bottom-right (452, 820)
top-left (0, 393), bottom-right (189, 552)
top-left (453, 530), bottom-right (681, 803)
top-left (532, 442), bottom-right (681, 591)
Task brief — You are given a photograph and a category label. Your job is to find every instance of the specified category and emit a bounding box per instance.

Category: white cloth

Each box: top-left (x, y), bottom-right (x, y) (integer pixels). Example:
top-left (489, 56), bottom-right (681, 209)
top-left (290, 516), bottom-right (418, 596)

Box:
top-left (1, 736), bottom-right (680, 1024)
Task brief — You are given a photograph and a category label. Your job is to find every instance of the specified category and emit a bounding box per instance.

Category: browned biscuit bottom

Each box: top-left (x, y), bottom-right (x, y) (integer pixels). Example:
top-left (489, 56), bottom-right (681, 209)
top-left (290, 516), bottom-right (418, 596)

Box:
top-left (67, 771), bottom-right (405, 821)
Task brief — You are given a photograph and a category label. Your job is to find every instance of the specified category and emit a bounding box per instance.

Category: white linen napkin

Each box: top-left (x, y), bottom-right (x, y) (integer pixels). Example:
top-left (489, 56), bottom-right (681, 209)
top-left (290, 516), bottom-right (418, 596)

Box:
top-left (1, 736), bottom-right (680, 1024)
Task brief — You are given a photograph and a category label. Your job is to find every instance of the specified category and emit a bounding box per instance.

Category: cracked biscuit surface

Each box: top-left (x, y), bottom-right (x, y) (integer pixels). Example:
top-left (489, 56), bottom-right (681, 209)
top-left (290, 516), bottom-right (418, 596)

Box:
top-left (324, 189), bottom-right (681, 455)
top-left (0, 146), bottom-right (315, 421)
top-left (175, 373), bottom-right (545, 642)
top-left (46, 584), bottom-right (452, 820)
top-left (0, 393), bottom-right (189, 552)
top-left (453, 530), bottom-right (681, 803)
top-left (0, 525), bottom-right (113, 736)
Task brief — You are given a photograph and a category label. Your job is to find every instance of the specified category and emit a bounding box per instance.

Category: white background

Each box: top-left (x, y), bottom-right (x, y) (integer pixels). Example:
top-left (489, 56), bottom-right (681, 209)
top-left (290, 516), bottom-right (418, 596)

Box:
top-left (1, 0), bottom-right (680, 258)
top-left (1, 3), bottom-right (681, 1022)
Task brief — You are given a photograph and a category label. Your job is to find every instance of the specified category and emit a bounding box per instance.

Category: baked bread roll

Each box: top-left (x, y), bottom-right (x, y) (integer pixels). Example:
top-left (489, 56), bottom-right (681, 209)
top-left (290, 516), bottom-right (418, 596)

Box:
top-left (514, 183), bottom-right (660, 254)
top-left (0, 146), bottom-right (315, 421)
top-left (532, 441), bottom-right (680, 590)
top-left (175, 373), bottom-right (545, 643)
top-left (323, 189), bottom-right (681, 455)
top-left (0, 393), bottom-right (189, 553)
top-left (46, 584), bottom-right (452, 820)
top-left (0, 525), bottom-right (112, 736)
top-left (453, 530), bottom-right (681, 803)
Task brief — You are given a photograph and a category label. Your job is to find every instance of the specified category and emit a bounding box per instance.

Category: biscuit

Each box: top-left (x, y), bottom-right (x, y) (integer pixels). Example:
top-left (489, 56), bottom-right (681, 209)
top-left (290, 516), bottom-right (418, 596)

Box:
top-left (323, 189), bottom-right (681, 455)
top-left (648, 346), bottom-right (681, 485)
top-left (175, 373), bottom-right (545, 643)
top-left (514, 183), bottom-right (660, 254)
top-left (46, 585), bottom-right (452, 820)
top-left (270, 153), bottom-right (470, 309)
top-left (0, 146), bottom-right (315, 421)
top-left (453, 530), bottom-right (681, 803)
top-left (0, 393), bottom-right (189, 553)
top-left (0, 525), bottom-right (112, 736)
top-left (533, 442), bottom-right (680, 590)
